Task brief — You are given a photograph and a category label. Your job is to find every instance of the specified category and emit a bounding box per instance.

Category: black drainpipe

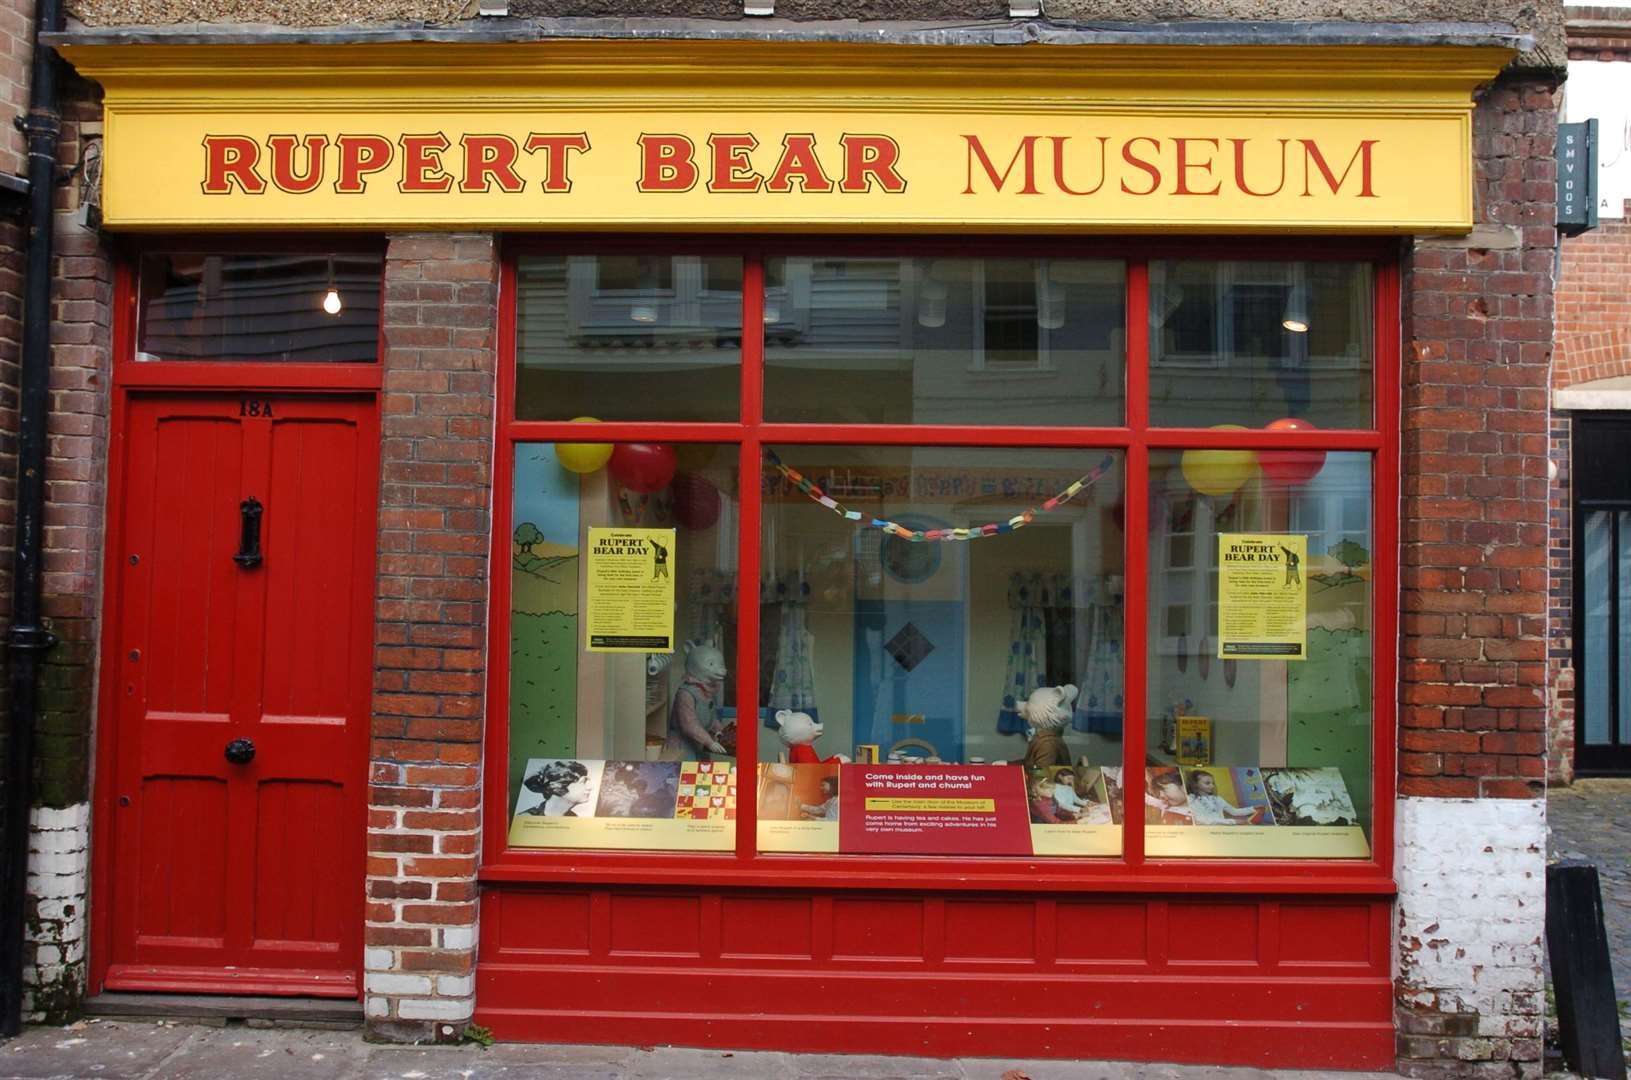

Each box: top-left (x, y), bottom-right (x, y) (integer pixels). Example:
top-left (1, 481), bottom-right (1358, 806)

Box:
top-left (1, 0), bottom-right (64, 1039)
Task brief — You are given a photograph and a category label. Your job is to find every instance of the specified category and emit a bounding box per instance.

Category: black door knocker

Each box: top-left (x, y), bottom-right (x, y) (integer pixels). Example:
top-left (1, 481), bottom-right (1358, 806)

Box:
top-left (234, 496), bottom-right (263, 569)
top-left (224, 738), bottom-right (256, 765)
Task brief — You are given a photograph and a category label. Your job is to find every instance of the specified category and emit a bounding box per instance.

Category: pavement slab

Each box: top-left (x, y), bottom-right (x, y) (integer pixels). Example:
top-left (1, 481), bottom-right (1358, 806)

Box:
top-left (0, 1020), bottom-right (194, 1080)
top-left (0, 1019), bottom-right (1414, 1080)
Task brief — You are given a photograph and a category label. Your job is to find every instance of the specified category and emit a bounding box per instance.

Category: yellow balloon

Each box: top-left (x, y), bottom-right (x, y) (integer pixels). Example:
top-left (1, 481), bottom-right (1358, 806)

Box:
top-left (556, 416), bottom-right (614, 475)
top-left (1180, 425), bottom-right (1258, 497)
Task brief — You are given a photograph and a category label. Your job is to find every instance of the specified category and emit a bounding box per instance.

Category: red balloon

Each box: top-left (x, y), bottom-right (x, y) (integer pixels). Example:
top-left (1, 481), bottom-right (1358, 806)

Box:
top-left (1257, 417), bottom-right (1327, 487)
top-left (609, 442), bottom-right (677, 494)
top-left (671, 472), bottom-right (722, 530)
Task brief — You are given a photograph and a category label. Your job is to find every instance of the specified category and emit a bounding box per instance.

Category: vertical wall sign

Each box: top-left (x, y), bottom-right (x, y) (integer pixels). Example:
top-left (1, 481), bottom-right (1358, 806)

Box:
top-left (1557, 119), bottom-right (1599, 236)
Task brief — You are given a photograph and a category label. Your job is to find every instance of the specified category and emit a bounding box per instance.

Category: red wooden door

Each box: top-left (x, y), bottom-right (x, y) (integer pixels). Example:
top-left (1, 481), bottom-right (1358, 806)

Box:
top-left (104, 393), bottom-right (377, 997)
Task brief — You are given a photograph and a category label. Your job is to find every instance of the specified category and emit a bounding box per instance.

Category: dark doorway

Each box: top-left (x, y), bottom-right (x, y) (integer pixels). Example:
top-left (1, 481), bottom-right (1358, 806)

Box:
top-left (1574, 413), bottom-right (1631, 775)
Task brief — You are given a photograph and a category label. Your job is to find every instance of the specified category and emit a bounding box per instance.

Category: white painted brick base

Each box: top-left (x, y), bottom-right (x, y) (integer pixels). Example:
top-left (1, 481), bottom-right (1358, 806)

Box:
top-left (23, 802), bottom-right (91, 1022)
top-left (1395, 796), bottom-right (1547, 1074)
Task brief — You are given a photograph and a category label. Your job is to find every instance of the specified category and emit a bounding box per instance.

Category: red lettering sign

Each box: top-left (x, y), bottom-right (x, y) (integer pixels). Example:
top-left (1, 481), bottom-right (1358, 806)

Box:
top-left (764, 134), bottom-right (834, 193)
top-left (1302, 138), bottom-right (1378, 198)
top-left (522, 133), bottom-right (591, 193)
top-left (839, 135), bottom-right (907, 193)
top-left (267, 134), bottom-right (327, 194)
top-left (963, 134), bottom-right (1041, 195)
top-left (1120, 137), bottom-right (1162, 196)
top-left (707, 134), bottom-right (763, 193)
top-left (637, 134), bottom-right (699, 192)
top-left (201, 135), bottom-right (266, 195)
top-left (333, 135), bottom-right (394, 194)
top-left (459, 135), bottom-right (525, 193)
top-left (398, 133), bottom-right (453, 194)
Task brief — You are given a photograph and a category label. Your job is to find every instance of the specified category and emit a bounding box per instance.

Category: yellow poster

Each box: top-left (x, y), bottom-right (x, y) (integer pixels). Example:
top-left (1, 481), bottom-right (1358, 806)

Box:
top-left (584, 527), bottom-right (675, 654)
top-left (1176, 715), bottom-right (1212, 766)
top-left (1218, 533), bottom-right (1307, 660)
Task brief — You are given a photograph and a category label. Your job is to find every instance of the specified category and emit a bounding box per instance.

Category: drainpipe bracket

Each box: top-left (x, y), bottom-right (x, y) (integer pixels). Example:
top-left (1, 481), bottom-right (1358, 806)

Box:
top-left (6, 626), bottom-right (59, 653)
top-left (13, 109), bottom-right (59, 140)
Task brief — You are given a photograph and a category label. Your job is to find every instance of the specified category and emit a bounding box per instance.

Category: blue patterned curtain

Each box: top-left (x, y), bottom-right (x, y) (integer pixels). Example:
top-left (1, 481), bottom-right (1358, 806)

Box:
top-left (1073, 577), bottom-right (1124, 735)
top-left (765, 574), bottom-right (817, 720)
top-left (997, 572), bottom-right (1048, 735)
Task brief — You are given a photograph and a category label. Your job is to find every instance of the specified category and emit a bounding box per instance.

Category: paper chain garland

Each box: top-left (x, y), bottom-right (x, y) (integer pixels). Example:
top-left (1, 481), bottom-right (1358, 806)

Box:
top-left (764, 450), bottom-right (1117, 543)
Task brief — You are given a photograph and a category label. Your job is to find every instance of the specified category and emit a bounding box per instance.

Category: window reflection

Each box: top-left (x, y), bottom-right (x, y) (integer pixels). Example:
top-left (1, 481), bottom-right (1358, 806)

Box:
top-left (515, 255), bottom-right (742, 422)
top-left (763, 257), bottom-right (1125, 426)
top-left (137, 252), bottom-right (382, 363)
top-left (1150, 261), bottom-right (1372, 429)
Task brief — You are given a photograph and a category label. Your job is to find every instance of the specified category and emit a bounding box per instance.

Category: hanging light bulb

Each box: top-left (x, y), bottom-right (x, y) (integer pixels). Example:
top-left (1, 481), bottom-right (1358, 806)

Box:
top-left (917, 279), bottom-right (947, 329)
top-left (1281, 285), bottom-right (1309, 333)
top-left (320, 257), bottom-right (343, 316)
top-left (1037, 277), bottom-right (1066, 331)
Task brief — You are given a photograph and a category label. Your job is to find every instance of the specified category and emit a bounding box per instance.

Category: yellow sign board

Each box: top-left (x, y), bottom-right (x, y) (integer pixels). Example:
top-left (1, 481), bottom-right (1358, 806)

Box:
top-left (584, 527), bottom-right (675, 654)
top-left (1218, 533), bottom-right (1308, 660)
top-left (59, 41), bottom-right (1512, 233)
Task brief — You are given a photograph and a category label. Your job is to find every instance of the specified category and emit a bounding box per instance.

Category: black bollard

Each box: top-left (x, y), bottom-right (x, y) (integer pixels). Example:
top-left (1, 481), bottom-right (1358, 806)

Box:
top-left (1546, 860), bottom-right (1627, 1080)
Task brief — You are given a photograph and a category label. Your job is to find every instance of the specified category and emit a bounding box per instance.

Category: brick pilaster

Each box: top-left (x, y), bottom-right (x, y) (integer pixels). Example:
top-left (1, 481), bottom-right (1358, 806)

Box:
top-left (1394, 72), bottom-right (1559, 1079)
top-left (365, 233), bottom-right (496, 1041)
top-left (1398, 75), bottom-right (1558, 804)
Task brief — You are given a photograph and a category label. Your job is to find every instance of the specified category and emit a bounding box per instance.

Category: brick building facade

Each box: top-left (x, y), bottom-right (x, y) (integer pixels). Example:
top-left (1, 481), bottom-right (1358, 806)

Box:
top-left (0, 2), bottom-right (1575, 1076)
top-left (1547, 3), bottom-right (1631, 784)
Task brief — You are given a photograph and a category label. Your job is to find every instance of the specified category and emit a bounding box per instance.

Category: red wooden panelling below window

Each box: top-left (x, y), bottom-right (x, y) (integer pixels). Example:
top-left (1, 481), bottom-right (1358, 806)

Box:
top-left (474, 885), bottom-right (1394, 1068)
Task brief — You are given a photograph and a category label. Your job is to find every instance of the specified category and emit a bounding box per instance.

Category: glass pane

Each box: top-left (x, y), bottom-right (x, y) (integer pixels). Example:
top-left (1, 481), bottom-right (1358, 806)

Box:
top-left (137, 252), bottom-right (382, 362)
top-left (756, 445), bottom-right (1125, 857)
top-left (1150, 260), bottom-right (1372, 429)
top-left (763, 257), bottom-right (1125, 426)
top-left (515, 255), bottom-right (741, 421)
top-left (1146, 449), bottom-right (1372, 858)
top-left (1621, 513), bottom-right (1631, 744)
top-left (1583, 510), bottom-right (1611, 747)
top-left (505, 442), bottom-right (741, 851)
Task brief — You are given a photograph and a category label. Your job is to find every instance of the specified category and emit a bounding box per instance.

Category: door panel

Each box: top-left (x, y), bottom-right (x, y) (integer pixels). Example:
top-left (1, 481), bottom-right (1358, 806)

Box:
top-left (105, 393), bottom-right (376, 995)
top-left (134, 777), bottom-right (230, 947)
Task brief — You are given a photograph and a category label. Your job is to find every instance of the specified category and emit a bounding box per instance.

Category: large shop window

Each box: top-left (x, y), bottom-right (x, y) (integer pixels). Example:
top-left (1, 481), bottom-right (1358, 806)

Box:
top-left (496, 245), bottom-right (1391, 873)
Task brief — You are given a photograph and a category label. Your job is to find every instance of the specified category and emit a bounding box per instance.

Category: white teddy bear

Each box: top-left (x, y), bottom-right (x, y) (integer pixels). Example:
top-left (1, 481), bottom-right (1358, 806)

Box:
top-left (775, 709), bottom-right (849, 765)
top-left (1018, 684), bottom-right (1079, 771)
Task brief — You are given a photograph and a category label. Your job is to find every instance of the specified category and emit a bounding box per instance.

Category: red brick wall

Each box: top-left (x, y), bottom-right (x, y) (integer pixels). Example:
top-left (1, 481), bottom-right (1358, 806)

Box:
top-left (0, 0), bottom-right (31, 181)
top-left (1555, 214), bottom-right (1631, 387)
top-left (1396, 74), bottom-right (1558, 805)
top-left (364, 233), bottom-right (497, 1040)
top-left (1547, 413), bottom-right (1573, 785)
top-left (14, 79), bottom-right (115, 1021)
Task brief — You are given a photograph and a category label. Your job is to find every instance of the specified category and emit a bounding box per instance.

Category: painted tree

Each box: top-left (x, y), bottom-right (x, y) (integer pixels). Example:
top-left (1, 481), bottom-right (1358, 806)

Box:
top-left (1327, 539), bottom-right (1368, 572)
top-left (514, 521), bottom-right (543, 555)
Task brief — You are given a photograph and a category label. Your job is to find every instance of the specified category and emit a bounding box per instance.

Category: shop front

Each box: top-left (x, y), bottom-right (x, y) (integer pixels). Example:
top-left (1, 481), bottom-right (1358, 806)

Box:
top-left (48, 29), bottom-right (1542, 1072)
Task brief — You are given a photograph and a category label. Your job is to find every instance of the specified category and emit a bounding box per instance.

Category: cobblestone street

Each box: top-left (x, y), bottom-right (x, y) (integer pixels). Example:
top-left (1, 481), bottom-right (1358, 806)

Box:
top-left (1547, 777), bottom-right (1631, 1003)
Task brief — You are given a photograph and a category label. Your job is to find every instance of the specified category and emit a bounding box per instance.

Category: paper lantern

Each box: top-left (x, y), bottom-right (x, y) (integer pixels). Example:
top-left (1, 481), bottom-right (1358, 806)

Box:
top-left (609, 442), bottom-right (678, 494)
top-left (1256, 417), bottom-right (1327, 487)
top-left (671, 472), bottom-right (722, 531)
top-left (556, 417), bottom-right (614, 475)
top-left (1180, 425), bottom-right (1257, 497)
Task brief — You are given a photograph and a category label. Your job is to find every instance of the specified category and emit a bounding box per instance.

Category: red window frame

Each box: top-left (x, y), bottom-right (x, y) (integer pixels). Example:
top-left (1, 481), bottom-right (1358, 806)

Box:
top-left (483, 235), bottom-right (1401, 896)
